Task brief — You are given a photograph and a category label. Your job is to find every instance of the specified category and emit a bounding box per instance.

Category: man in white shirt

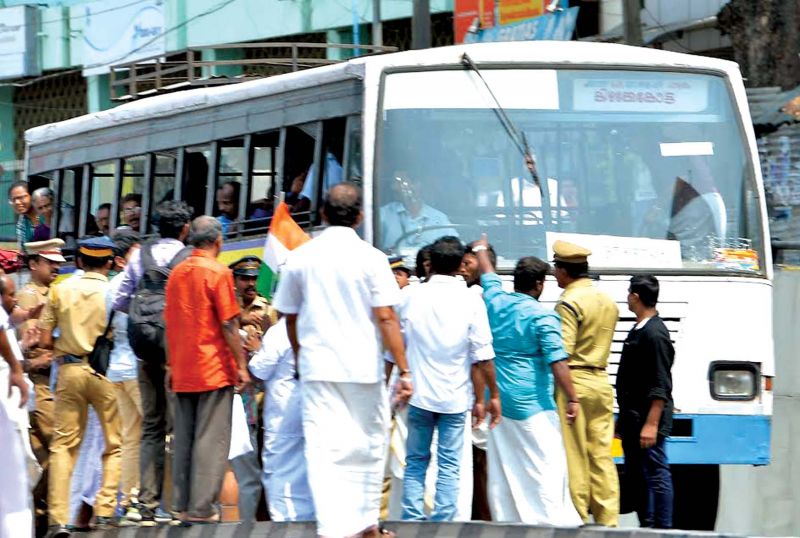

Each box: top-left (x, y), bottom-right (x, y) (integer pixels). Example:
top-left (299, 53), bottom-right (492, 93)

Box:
top-left (398, 236), bottom-right (499, 521)
top-left (272, 183), bottom-right (413, 538)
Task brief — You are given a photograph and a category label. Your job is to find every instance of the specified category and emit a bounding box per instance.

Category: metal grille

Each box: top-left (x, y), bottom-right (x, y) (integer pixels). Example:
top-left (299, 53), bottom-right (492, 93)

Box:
top-left (12, 71), bottom-right (87, 159)
top-left (540, 297), bottom-right (686, 409)
top-left (383, 12), bottom-right (455, 51)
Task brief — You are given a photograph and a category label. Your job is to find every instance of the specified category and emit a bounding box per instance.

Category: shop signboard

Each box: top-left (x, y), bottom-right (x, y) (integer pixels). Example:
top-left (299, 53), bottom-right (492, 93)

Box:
top-left (0, 5), bottom-right (40, 80)
top-left (464, 5), bottom-right (579, 43)
top-left (82, 0), bottom-right (165, 76)
top-left (454, 0), bottom-right (496, 44)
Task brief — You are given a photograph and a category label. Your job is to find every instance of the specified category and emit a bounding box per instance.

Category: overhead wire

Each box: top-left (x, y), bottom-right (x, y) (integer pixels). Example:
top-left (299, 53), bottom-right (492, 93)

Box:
top-left (0, 0), bottom-right (239, 89)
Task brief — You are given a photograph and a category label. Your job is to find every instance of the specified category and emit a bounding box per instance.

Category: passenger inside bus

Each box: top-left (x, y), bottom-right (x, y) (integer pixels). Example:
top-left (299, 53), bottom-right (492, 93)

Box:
top-left (216, 181), bottom-right (240, 235)
top-left (640, 155), bottom-right (727, 259)
top-left (121, 193), bottom-right (142, 230)
top-left (378, 173), bottom-right (457, 251)
top-left (8, 181), bottom-right (44, 249)
top-left (31, 188), bottom-right (56, 241)
top-left (96, 203), bottom-right (111, 235)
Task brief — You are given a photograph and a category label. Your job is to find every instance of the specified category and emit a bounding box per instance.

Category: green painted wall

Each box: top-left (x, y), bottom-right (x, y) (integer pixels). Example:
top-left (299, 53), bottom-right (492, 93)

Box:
top-left (0, 88), bottom-right (15, 180)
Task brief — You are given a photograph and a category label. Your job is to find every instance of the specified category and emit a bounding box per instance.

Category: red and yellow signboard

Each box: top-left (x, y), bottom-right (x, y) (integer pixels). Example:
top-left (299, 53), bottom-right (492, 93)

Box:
top-left (498, 0), bottom-right (546, 26)
top-left (454, 0), bottom-right (496, 44)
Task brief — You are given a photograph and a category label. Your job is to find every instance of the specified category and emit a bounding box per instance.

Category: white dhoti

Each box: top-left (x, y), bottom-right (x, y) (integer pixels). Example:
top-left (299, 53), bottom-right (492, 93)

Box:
top-left (262, 431), bottom-right (314, 521)
top-left (303, 380), bottom-right (388, 537)
top-left (0, 371), bottom-right (32, 537)
top-left (488, 410), bottom-right (581, 526)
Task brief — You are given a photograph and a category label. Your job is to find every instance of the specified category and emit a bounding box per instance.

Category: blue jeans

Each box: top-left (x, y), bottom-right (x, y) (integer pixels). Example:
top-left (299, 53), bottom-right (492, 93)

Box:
top-left (621, 428), bottom-right (674, 529)
top-left (401, 405), bottom-right (466, 521)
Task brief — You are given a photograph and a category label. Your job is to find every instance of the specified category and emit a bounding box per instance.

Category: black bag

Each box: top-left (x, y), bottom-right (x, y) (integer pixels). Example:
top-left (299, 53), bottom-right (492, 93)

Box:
top-left (128, 242), bottom-right (192, 363)
top-left (88, 310), bottom-right (115, 376)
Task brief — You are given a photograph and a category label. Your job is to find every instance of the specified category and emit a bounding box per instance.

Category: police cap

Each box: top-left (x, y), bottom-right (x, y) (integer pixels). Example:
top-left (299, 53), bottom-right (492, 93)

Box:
top-left (552, 240), bottom-right (592, 264)
top-left (229, 255), bottom-right (262, 277)
top-left (388, 255), bottom-right (411, 275)
top-left (78, 236), bottom-right (116, 259)
top-left (24, 238), bottom-right (66, 263)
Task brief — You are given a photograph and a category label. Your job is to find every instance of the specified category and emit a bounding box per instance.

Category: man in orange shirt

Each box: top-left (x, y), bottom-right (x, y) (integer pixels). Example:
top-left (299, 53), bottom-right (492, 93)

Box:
top-left (164, 216), bottom-right (252, 524)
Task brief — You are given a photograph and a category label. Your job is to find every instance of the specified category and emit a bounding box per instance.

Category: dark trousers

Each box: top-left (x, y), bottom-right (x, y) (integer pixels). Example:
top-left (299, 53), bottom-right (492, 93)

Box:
top-left (138, 359), bottom-right (172, 509)
top-left (172, 386), bottom-right (234, 518)
top-left (471, 445), bottom-right (492, 520)
top-left (621, 425), bottom-right (674, 529)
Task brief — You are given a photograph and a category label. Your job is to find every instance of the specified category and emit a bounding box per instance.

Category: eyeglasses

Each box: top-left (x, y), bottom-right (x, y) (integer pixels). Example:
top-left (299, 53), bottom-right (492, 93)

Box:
top-left (8, 194), bottom-right (29, 204)
top-left (122, 206), bottom-right (141, 214)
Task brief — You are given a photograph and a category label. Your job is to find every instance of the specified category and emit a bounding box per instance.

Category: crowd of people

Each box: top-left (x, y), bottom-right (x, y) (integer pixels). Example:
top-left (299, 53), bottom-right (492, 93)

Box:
top-left (0, 181), bottom-right (676, 538)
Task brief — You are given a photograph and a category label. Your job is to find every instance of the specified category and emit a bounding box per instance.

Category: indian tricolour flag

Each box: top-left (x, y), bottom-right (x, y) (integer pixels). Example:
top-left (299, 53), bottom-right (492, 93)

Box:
top-left (256, 201), bottom-right (310, 298)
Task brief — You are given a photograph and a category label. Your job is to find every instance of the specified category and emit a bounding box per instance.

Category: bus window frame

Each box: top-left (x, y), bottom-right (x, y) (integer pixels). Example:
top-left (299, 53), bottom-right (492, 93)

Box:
top-left (373, 64), bottom-right (768, 276)
top-left (79, 164), bottom-right (91, 237)
top-left (110, 158), bottom-right (123, 232)
top-left (206, 141), bottom-right (220, 217)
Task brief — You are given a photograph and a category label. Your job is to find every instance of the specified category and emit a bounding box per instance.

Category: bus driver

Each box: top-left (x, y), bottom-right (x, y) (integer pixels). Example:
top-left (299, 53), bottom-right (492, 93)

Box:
top-left (379, 174), bottom-right (457, 251)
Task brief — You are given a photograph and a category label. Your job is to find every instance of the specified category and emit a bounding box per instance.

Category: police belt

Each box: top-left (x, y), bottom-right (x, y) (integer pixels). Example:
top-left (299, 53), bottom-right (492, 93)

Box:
top-left (568, 364), bottom-right (606, 371)
top-left (61, 354), bottom-right (88, 365)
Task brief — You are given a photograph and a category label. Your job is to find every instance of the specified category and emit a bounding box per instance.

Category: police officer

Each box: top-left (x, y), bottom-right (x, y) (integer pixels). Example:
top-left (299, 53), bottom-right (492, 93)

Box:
top-left (552, 240), bottom-right (620, 527)
top-left (229, 255), bottom-right (274, 342)
top-left (18, 238), bottom-right (65, 533)
top-left (388, 255), bottom-right (411, 289)
top-left (39, 237), bottom-right (121, 537)
top-left (228, 255), bottom-right (270, 522)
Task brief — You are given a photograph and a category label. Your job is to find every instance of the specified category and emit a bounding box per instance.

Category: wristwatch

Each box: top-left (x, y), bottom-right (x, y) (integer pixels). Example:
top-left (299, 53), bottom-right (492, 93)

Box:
top-left (399, 369), bottom-right (412, 378)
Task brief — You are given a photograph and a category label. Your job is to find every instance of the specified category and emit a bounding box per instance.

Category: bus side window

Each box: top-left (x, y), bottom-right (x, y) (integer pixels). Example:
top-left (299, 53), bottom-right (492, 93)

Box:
top-left (344, 115), bottom-right (362, 185)
top-left (301, 118), bottom-right (347, 227)
top-left (282, 124), bottom-right (318, 226)
top-left (183, 148), bottom-right (210, 219)
top-left (246, 131), bottom-right (280, 235)
top-left (118, 156), bottom-right (148, 234)
top-left (59, 168), bottom-right (80, 249)
top-left (215, 138), bottom-right (246, 238)
top-left (90, 161), bottom-right (116, 237)
top-left (153, 153), bottom-right (176, 211)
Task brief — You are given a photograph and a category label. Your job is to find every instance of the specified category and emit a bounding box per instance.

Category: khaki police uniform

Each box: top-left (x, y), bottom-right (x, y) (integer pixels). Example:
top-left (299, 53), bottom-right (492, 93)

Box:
top-left (553, 240), bottom-right (620, 526)
top-left (40, 238), bottom-right (121, 527)
top-left (19, 239), bottom-right (66, 527)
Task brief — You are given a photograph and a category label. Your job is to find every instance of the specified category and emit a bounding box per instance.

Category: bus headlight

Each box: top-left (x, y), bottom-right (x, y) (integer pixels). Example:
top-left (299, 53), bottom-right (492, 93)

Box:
top-left (709, 362), bottom-right (759, 401)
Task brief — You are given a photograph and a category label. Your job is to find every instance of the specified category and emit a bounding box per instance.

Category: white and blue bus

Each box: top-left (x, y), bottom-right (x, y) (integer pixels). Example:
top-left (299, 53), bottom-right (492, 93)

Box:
top-left (25, 41), bottom-right (772, 529)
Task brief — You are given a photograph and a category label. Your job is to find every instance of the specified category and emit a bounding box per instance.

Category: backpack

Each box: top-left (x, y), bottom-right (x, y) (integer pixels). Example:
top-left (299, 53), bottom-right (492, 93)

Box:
top-left (127, 242), bottom-right (192, 364)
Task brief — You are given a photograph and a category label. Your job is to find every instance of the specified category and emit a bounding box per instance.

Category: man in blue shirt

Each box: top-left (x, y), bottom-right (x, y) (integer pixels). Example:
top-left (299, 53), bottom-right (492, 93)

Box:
top-left (471, 234), bottom-right (582, 525)
top-left (379, 175), bottom-right (457, 251)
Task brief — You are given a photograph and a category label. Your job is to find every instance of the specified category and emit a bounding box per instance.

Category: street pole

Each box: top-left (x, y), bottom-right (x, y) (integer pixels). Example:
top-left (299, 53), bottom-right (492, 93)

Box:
top-left (411, 0), bottom-right (431, 49)
top-left (622, 0), bottom-right (643, 46)
top-left (372, 0), bottom-right (383, 47)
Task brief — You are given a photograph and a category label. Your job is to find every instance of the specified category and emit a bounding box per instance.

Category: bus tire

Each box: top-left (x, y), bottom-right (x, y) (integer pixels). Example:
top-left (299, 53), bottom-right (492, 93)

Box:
top-left (672, 464), bottom-right (719, 531)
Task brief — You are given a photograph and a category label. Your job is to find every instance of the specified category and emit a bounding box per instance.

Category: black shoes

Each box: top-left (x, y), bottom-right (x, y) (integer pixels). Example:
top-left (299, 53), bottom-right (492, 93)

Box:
top-left (46, 525), bottom-right (71, 538)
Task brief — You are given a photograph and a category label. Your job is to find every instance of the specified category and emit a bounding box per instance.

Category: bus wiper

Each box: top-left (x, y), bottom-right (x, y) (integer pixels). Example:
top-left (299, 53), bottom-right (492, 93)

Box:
top-left (461, 53), bottom-right (551, 228)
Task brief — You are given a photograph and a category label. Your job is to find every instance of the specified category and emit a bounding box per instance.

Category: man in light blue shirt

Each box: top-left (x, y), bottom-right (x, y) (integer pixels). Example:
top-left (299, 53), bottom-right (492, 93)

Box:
top-left (108, 230), bottom-right (144, 526)
top-left (379, 176), bottom-right (457, 251)
top-left (471, 234), bottom-right (582, 526)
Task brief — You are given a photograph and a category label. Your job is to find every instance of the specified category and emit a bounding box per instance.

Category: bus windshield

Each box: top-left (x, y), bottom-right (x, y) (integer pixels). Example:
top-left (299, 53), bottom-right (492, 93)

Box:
top-left (376, 68), bottom-right (764, 274)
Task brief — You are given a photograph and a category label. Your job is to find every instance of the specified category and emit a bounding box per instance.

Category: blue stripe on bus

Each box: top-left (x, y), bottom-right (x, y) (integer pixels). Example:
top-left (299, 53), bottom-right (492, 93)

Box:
top-left (615, 414), bottom-right (770, 465)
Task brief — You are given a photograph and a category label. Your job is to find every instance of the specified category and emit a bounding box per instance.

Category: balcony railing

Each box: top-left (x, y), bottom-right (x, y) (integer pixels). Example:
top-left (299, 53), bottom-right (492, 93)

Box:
top-left (109, 42), bottom-right (397, 101)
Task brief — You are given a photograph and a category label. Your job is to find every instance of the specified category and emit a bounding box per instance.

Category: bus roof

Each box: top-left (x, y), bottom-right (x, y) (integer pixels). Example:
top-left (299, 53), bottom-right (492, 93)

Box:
top-left (25, 40), bottom-right (741, 148)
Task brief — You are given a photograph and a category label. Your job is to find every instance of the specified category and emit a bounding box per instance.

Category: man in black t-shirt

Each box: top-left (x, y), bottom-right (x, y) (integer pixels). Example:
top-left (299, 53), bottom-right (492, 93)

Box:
top-left (617, 275), bottom-right (675, 529)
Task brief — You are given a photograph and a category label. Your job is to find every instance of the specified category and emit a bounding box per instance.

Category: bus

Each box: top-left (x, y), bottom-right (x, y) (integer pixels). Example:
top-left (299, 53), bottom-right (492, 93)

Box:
top-left (24, 41), bottom-right (772, 529)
